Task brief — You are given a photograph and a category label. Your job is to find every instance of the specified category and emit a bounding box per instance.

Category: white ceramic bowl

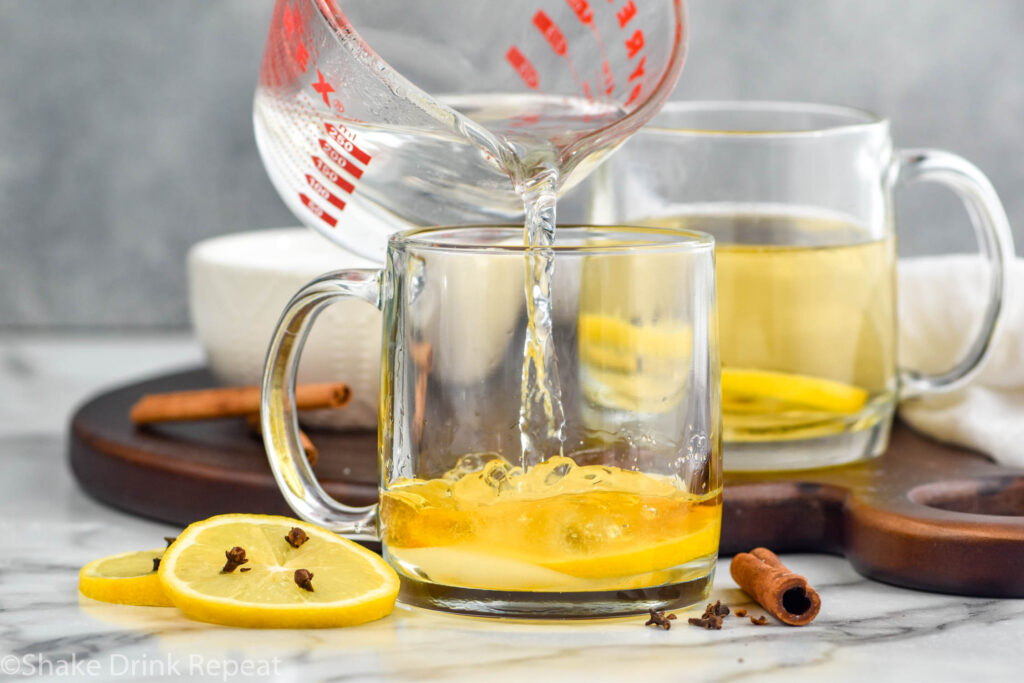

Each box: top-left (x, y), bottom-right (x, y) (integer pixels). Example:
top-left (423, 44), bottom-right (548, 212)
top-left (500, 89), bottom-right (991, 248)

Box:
top-left (187, 228), bottom-right (381, 429)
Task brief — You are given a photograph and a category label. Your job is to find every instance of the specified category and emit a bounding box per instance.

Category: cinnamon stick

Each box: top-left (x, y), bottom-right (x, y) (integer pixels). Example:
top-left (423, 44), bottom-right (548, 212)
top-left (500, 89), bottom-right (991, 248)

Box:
top-left (729, 547), bottom-right (821, 626)
top-left (130, 383), bottom-right (350, 424)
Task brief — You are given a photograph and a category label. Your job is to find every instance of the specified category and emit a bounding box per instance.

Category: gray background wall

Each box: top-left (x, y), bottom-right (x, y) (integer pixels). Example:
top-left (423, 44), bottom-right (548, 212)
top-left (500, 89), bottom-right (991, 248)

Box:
top-left (2, 0), bottom-right (1022, 330)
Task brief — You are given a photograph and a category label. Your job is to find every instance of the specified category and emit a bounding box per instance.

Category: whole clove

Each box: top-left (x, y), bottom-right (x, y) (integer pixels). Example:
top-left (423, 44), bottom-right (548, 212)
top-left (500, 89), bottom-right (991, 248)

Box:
top-left (285, 527), bottom-right (309, 548)
top-left (294, 569), bottom-right (314, 592)
top-left (644, 608), bottom-right (677, 630)
top-left (221, 546), bottom-right (249, 573)
top-left (688, 614), bottom-right (723, 630)
top-left (687, 601), bottom-right (730, 630)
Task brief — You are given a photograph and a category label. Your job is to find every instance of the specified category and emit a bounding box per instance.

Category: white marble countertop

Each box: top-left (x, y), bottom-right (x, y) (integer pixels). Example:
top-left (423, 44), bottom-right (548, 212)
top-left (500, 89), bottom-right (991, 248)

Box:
top-left (1, 334), bottom-right (1022, 682)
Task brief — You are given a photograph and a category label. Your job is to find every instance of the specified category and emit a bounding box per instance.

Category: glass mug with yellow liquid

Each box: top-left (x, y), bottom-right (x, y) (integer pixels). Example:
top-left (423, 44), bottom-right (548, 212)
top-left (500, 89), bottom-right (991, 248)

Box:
top-left (261, 225), bottom-right (721, 617)
top-left (589, 102), bottom-right (1013, 471)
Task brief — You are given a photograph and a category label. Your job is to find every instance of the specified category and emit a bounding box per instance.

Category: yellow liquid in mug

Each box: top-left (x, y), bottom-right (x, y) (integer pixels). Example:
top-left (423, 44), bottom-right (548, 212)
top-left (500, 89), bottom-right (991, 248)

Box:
top-left (382, 456), bottom-right (721, 592)
top-left (645, 212), bottom-right (897, 442)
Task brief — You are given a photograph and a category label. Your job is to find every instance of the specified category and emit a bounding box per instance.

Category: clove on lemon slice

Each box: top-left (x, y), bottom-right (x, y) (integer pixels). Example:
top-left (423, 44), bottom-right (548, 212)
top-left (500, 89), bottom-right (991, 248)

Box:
top-left (157, 514), bottom-right (399, 628)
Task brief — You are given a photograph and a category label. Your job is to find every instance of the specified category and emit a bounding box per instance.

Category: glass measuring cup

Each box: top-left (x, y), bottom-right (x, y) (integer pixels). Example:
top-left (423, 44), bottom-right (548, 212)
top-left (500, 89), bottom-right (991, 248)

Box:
top-left (260, 225), bottom-right (721, 617)
top-left (254, 0), bottom-right (687, 260)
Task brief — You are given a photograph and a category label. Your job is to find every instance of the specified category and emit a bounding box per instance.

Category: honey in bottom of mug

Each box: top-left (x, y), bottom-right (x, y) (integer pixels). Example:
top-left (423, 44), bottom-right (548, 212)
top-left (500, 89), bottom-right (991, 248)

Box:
top-left (381, 455), bottom-right (721, 592)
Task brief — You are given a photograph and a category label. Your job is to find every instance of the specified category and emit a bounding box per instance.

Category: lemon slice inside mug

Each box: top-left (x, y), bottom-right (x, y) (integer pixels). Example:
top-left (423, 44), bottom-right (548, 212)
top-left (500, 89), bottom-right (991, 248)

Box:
top-left (722, 368), bottom-right (869, 414)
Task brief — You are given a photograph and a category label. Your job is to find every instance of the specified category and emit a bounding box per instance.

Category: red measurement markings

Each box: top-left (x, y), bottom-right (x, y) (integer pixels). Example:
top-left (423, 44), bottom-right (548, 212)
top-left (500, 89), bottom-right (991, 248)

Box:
top-left (624, 29), bottom-right (644, 59)
top-left (312, 156), bottom-right (354, 194)
top-left (628, 55), bottom-right (645, 83)
top-left (306, 175), bottom-right (346, 211)
top-left (602, 60), bottom-right (614, 95)
top-left (280, 2), bottom-right (310, 73)
top-left (282, 2), bottom-right (343, 107)
top-left (623, 60), bottom-right (643, 103)
top-left (505, 46), bottom-right (539, 89)
top-left (566, 0), bottom-right (593, 25)
top-left (612, 0), bottom-right (646, 106)
top-left (532, 9), bottom-right (584, 92)
top-left (299, 193), bottom-right (337, 227)
top-left (624, 79), bottom-right (643, 105)
top-left (312, 69), bottom-right (335, 105)
top-left (262, 0), bottom-right (306, 85)
top-left (282, 3), bottom-right (298, 37)
top-left (324, 123), bottom-right (371, 165)
top-left (318, 139), bottom-right (364, 179)
top-left (533, 10), bottom-right (567, 56)
top-left (509, 112), bottom-right (541, 129)
top-left (616, 0), bottom-right (637, 27)
top-left (294, 43), bottom-right (309, 72)
top-left (558, 0), bottom-right (610, 98)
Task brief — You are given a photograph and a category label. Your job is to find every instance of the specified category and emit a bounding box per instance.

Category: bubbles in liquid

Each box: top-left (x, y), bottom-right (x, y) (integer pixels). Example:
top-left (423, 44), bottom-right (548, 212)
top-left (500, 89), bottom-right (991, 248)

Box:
top-left (442, 452), bottom-right (504, 482)
top-left (543, 461), bottom-right (573, 486)
top-left (392, 453), bottom-right (704, 510)
top-left (478, 460), bottom-right (518, 495)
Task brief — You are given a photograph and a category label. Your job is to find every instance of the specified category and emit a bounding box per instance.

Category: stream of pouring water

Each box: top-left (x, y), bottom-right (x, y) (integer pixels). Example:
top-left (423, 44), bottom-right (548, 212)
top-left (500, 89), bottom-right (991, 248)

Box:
top-left (443, 94), bottom-right (627, 471)
top-left (516, 164), bottom-right (566, 468)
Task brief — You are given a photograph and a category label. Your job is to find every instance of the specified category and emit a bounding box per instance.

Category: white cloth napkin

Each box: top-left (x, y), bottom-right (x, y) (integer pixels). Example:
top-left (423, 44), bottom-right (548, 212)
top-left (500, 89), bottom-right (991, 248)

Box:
top-left (898, 255), bottom-right (1024, 466)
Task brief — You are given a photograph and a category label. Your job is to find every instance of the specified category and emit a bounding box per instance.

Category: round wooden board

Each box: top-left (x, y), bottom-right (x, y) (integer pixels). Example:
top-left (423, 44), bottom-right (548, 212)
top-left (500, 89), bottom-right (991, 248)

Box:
top-left (69, 368), bottom-right (377, 525)
top-left (69, 368), bottom-right (1024, 597)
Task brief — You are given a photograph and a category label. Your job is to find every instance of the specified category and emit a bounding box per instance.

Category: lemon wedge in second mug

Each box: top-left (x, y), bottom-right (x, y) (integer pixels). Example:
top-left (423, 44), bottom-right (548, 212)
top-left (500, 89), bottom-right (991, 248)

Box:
top-left (722, 368), bottom-right (869, 414)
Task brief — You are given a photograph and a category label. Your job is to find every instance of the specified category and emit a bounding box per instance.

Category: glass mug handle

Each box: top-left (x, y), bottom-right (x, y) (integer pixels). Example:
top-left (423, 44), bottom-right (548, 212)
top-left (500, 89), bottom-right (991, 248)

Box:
top-left (260, 269), bottom-right (383, 540)
top-left (891, 149), bottom-right (1015, 399)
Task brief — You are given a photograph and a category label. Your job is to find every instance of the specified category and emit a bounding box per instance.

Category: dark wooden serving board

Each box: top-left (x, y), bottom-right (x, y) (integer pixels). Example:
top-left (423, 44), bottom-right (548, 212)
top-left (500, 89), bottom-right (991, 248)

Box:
top-left (69, 368), bottom-right (1024, 597)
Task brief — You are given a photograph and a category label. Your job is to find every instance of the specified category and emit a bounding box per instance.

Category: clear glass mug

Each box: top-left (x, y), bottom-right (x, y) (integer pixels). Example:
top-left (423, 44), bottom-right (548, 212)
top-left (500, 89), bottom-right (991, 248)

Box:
top-left (261, 225), bottom-right (721, 617)
top-left (588, 101), bottom-right (1014, 472)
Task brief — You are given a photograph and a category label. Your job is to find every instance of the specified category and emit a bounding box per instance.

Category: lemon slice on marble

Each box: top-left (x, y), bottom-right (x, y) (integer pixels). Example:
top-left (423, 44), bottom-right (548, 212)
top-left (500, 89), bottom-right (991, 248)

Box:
top-left (721, 367), bottom-right (868, 414)
top-left (157, 514), bottom-right (399, 628)
top-left (79, 549), bottom-right (173, 607)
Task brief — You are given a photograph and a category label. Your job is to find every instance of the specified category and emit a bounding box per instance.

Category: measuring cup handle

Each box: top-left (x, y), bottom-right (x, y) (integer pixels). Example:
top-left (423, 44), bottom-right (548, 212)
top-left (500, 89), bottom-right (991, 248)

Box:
top-left (260, 269), bottom-right (383, 539)
top-left (891, 148), bottom-right (1015, 399)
